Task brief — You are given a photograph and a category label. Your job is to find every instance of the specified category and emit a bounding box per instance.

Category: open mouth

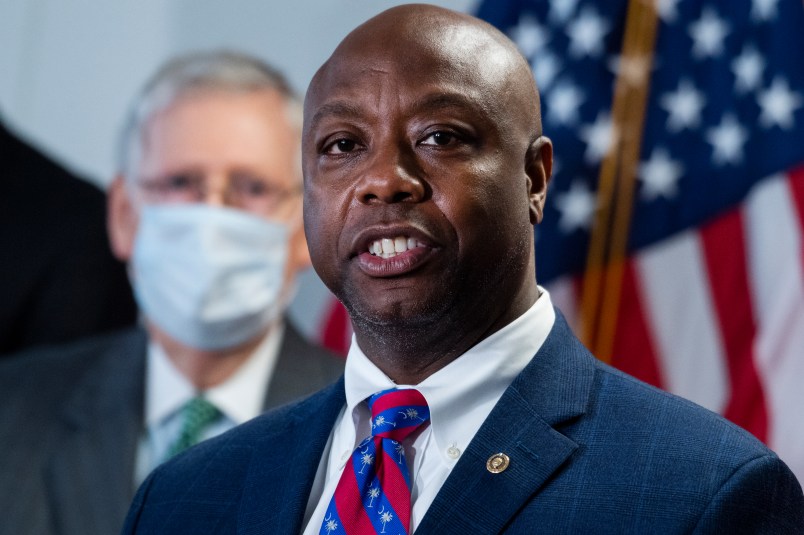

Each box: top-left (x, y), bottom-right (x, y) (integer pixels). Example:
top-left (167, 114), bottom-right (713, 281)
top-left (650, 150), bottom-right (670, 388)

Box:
top-left (368, 236), bottom-right (427, 259)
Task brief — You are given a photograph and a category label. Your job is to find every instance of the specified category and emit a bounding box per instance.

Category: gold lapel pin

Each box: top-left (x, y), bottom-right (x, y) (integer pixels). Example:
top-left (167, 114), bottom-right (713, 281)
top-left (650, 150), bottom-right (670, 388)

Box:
top-left (486, 452), bottom-right (510, 473)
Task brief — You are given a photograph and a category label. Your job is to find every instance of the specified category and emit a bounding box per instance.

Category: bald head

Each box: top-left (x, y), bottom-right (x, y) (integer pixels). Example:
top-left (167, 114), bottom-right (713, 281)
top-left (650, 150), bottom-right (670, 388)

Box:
top-left (306, 4), bottom-right (543, 145)
top-left (301, 4), bottom-right (553, 380)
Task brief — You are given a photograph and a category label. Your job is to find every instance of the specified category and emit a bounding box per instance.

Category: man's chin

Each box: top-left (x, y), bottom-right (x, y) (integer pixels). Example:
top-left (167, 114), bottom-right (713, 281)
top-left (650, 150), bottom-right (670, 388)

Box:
top-left (345, 295), bottom-right (451, 332)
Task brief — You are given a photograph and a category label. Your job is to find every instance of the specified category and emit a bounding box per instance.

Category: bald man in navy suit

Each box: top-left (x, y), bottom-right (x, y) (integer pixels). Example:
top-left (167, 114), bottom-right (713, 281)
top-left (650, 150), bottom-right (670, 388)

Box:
top-left (124, 6), bottom-right (803, 534)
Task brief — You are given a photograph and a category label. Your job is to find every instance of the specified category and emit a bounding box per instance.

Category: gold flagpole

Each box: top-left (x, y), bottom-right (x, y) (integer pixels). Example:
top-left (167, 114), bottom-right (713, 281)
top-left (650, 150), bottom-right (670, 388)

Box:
top-left (579, 0), bottom-right (661, 362)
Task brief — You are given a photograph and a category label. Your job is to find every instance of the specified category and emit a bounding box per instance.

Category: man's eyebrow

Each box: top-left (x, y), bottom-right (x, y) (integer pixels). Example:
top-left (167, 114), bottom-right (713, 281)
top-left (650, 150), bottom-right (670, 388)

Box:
top-left (309, 101), bottom-right (364, 132)
top-left (411, 93), bottom-right (483, 116)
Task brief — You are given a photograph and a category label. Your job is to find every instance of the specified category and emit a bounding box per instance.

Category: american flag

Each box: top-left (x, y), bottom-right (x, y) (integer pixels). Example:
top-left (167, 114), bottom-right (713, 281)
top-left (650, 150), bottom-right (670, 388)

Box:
top-left (474, 0), bottom-right (804, 483)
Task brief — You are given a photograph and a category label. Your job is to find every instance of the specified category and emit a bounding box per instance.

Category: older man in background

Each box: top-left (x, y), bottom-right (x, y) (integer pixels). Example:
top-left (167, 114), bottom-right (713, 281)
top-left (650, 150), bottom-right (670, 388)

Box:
top-left (0, 51), bottom-right (343, 535)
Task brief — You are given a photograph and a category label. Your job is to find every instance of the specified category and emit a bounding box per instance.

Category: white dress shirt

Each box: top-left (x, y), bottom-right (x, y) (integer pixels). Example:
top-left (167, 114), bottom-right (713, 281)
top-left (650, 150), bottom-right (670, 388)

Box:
top-left (134, 324), bottom-right (284, 485)
top-left (302, 289), bottom-right (555, 533)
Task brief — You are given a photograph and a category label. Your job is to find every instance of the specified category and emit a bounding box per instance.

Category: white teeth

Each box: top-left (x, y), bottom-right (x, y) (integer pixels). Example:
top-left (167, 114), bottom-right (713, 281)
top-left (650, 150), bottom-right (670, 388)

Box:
top-left (369, 236), bottom-right (425, 258)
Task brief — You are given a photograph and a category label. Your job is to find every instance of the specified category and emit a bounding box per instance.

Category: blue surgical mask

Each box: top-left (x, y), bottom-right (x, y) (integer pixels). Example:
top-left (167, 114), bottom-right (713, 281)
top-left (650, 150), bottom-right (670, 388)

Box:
top-left (131, 204), bottom-right (290, 350)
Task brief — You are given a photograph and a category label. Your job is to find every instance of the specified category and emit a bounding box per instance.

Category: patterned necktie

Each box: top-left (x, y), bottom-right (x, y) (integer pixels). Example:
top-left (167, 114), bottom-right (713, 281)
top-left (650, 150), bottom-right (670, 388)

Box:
top-left (165, 396), bottom-right (222, 459)
top-left (321, 388), bottom-right (430, 535)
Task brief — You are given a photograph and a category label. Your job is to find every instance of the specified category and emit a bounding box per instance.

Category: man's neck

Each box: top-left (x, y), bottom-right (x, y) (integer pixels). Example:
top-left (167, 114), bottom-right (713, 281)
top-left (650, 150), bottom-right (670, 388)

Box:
top-left (352, 284), bottom-right (541, 385)
top-left (147, 322), bottom-right (271, 390)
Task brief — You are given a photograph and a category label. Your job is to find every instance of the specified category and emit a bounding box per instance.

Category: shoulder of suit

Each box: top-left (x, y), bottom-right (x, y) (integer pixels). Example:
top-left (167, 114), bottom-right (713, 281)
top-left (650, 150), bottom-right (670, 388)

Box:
top-left (0, 326), bottom-right (147, 401)
top-left (583, 355), bottom-right (774, 461)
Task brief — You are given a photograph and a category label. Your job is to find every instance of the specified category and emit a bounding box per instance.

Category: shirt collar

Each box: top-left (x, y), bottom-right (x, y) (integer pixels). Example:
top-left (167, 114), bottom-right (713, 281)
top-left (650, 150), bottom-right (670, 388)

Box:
top-left (206, 323), bottom-right (284, 424)
top-left (145, 323), bottom-right (284, 428)
top-left (145, 341), bottom-right (193, 429)
top-left (343, 288), bottom-right (555, 458)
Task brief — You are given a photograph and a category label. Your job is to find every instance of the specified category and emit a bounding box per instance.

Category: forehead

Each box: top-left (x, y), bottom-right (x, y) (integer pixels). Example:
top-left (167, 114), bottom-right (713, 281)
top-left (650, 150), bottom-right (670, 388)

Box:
top-left (148, 89), bottom-right (295, 140)
top-left (141, 90), bottom-right (300, 180)
top-left (305, 24), bottom-right (522, 128)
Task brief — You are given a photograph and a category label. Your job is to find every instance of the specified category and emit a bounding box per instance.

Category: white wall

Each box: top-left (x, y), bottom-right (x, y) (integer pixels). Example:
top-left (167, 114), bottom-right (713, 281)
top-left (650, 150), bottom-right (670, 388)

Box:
top-left (0, 0), bottom-right (173, 182)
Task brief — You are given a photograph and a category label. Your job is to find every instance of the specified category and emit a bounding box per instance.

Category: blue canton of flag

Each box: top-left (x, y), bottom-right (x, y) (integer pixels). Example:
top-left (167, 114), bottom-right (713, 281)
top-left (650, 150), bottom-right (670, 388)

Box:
top-left (479, 0), bottom-right (804, 281)
top-left (477, 0), bottom-right (804, 483)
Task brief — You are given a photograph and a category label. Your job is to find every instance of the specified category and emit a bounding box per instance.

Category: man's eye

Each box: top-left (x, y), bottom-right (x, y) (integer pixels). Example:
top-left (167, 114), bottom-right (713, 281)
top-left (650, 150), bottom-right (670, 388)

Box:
top-left (421, 131), bottom-right (457, 146)
top-left (232, 175), bottom-right (268, 197)
top-left (326, 138), bottom-right (357, 154)
top-left (164, 174), bottom-right (196, 191)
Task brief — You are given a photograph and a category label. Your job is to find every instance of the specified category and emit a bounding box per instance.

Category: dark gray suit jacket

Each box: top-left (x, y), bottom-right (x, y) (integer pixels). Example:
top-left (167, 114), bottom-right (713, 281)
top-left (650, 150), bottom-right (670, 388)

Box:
top-left (0, 322), bottom-right (343, 535)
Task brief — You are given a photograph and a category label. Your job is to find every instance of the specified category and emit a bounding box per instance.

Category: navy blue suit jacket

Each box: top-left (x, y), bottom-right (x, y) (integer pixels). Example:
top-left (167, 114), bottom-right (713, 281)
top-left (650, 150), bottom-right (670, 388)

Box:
top-left (124, 311), bottom-right (804, 533)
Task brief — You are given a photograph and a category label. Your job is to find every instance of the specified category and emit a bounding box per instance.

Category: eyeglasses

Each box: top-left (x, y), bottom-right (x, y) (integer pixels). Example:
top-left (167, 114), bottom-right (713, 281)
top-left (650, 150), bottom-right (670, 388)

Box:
top-left (137, 172), bottom-right (301, 213)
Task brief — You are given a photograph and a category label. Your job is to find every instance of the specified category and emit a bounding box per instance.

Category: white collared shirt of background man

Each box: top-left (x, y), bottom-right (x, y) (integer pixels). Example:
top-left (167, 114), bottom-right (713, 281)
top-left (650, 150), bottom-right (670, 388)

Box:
top-left (134, 324), bottom-right (284, 485)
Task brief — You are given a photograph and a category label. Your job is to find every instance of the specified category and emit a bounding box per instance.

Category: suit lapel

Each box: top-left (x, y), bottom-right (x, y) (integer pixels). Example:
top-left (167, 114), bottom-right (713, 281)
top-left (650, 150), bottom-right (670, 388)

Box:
top-left (263, 321), bottom-right (344, 410)
top-left (238, 379), bottom-right (346, 535)
top-left (419, 310), bottom-right (596, 534)
top-left (46, 329), bottom-right (147, 535)
top-left (263, 322), bottom-right (318, 409)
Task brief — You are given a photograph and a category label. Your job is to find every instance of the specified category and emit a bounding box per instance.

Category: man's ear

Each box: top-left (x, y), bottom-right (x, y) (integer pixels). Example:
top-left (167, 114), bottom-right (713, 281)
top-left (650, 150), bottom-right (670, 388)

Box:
top-left (525, 136), bottom-right (553, 225)
top-left (107, 175), bottom-right (139, 262)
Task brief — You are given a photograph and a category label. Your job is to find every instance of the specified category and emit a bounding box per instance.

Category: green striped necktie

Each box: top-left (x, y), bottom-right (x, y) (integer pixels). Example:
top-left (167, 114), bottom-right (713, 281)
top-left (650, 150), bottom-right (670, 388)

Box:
top-left (165, 396), bottom-right (222, 460)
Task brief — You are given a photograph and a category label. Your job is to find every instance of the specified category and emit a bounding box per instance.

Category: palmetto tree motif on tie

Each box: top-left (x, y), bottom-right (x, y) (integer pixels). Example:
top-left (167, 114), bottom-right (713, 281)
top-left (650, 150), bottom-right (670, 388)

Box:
top-left (321, 388), bottom-right (430, 535)
top-left (165, 396), bottom-right (221, 460)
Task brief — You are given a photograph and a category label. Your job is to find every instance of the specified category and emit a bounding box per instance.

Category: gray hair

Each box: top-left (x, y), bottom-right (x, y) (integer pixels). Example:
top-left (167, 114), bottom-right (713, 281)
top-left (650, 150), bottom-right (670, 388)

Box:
top-left (117, 50), bottom-right (302, 181)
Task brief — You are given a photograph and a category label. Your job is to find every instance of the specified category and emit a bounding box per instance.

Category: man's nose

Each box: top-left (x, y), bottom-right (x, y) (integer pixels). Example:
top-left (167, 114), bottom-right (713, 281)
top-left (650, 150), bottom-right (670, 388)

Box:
top-left (203, 173), bottom-right (234, 207)
top-left (354, 142), bottom-right (426, 205)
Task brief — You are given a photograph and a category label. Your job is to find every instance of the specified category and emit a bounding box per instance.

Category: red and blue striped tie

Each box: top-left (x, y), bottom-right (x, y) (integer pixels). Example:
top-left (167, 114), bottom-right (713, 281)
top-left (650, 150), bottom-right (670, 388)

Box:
top-left (321, 388), bottom-right (430, 534)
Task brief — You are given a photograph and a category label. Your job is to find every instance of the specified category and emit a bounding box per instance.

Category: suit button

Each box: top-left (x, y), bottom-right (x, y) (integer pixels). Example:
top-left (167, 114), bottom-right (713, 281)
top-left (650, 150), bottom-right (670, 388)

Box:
top-left (486, 453), bottom-right (510, 473)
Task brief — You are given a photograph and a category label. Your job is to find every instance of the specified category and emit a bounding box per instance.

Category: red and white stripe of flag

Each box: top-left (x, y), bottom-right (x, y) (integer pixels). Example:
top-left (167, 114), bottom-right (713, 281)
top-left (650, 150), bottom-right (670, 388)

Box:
top-left (551, 165), bottom-right (804, 484)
